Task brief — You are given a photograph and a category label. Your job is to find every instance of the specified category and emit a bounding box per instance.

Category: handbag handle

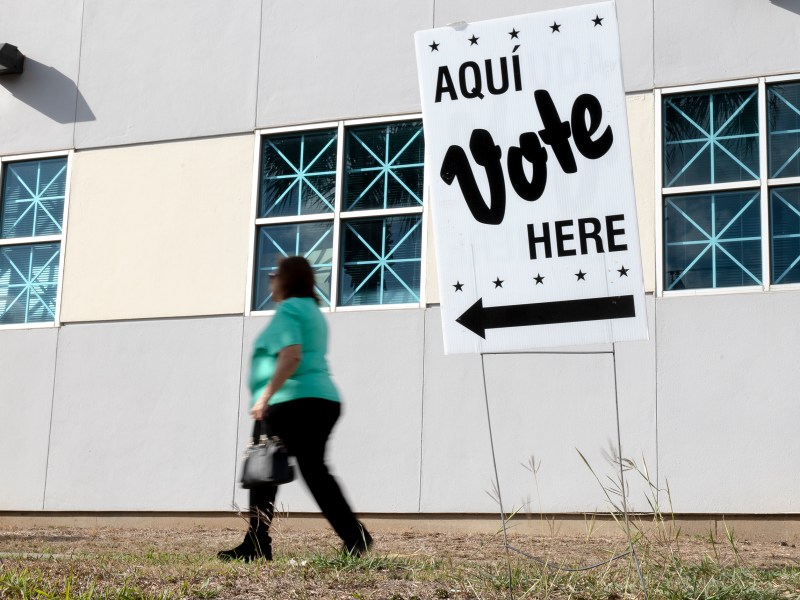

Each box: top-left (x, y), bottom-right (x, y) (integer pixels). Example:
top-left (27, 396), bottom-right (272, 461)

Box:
top-left (257, 419), bottom-right (284, 445)
top-left (258, 419), bottom-right (268, 443)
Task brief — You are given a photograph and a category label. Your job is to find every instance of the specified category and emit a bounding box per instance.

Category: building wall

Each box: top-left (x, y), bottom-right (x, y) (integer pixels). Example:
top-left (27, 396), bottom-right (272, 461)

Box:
top-left (0, 328), bottom-right (58, 509)
top-left (0, 0), bottom-right (84, 156)
top-left (657, 291), bottom-right (800, 514)
top-left (4, 291), bottom-right (799, 514)
top-left (42, 317), bottom-right (244, 511)
top-left (653, 0), bottom-right (800, 88)
top-left (73, 0), bottom-right (262, 149)
top-left (2, 0), bottom-right (799, 516)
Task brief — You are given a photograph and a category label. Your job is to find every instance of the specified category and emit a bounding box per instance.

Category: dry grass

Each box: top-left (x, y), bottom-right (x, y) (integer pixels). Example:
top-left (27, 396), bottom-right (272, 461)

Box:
top-left (1, 524), bottom-right (798, 599)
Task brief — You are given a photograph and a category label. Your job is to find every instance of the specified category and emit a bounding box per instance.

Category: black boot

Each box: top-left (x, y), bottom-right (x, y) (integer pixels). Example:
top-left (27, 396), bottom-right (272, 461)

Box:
top-left (217, 529), bottom-right (272, 562)
top-left (218, 505), bottom-right (273, 562)
top-left (342, 521), bottom-right (373, 557)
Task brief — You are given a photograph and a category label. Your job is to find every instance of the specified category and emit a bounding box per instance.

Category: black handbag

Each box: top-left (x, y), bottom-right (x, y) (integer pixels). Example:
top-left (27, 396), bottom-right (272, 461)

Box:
top-left (240, 421), bottom-right (295, 488)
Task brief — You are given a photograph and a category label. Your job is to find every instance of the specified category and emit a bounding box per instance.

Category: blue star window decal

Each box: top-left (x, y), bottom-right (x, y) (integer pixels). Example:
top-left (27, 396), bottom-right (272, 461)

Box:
top-left (339, 215), bottom-right (422, 306)
top-left (663, 89), bottom-right (759, 188)
top-left (770, 186), bottom-right (800, 285)
top-left (2, 157), bottom-right (67, 239)
top-left (344, 121), bottom-right (424, 212)
top-left (259, 130), bottom-right (338, 218)
top-left (768, 82), bottom-right (800, 179)
top-left (0, 243), bottom-right (60, 324)
top-left (664, 190), bottom-right (762, 290)
top-left (252, 222), bottom-right (334, 310)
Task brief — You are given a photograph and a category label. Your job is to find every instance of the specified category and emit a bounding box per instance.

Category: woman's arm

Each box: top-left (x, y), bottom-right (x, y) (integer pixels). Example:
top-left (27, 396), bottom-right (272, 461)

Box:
top-left (250, 344), bottom-right (301, 420)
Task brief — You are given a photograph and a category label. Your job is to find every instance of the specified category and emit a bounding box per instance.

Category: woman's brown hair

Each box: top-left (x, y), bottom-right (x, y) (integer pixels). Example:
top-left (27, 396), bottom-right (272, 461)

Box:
top-left (275, 256), bottom-right (320, 304)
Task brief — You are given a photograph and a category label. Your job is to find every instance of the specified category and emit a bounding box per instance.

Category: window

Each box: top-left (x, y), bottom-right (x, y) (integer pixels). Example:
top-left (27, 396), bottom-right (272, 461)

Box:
top-left (768, 81), bottom-right (800, 285)
top-left (249, 117), bottom-right (425, 312)
top-left (658, 77), bottom-right (800, 292)
top-left (0, 154), bottom-right (69, 325)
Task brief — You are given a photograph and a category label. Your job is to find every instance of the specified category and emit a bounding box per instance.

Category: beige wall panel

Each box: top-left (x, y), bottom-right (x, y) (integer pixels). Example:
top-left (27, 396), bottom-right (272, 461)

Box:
top-left (626, 93), bottom-right (656, 293)
top-left (425, 94), bottom-right (656, 304)
top-left (425, 206), bottom-right (439, 305)
top-left (61, 136), bottom-right (254, 322)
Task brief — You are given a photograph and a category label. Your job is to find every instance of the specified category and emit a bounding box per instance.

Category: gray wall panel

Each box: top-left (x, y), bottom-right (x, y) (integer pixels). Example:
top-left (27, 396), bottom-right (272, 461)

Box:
top-left (0, 0), bottom-right (83, 155)
top-left (256, 0), bottom-right (433, 127)
top-left (654, 0), bottom-right (800, 87)
top-left (613, 294), bottom-right (658, 500)
top-left (44, 317), bottom-right (244, 511)
top-left (657, 292), bottom-right (800, 513)
top-left (433, 0), bottom-right (654, 92)
top-left (421, 307), bottom-right (657, 513)
top-left (327, 309), bottom-right (424, 512)
top-left (420, 307), bottom-right (494, 512)
top-left (481, 350), bottom-right (654, 513)
top-left (0, 328), bottom-right (58, 510)
top-left (234, 309), bottom-right (424, 514)
top-left (73, 0), bottom-right (261, 148)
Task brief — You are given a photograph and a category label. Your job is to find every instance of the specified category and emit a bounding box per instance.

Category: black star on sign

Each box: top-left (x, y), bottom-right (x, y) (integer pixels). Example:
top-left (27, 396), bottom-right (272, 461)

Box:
top-left (575, 270), bottom-right (587, 281)
top-left (534, 273), bottom-right (545, 285)
top-left (592, 15), bottom-right (604, 27)
top-left (468, 34), bottom-right (479, 45)
top-left (493, 277), bottom-right (504, 288)
top-left (550, 22), bottom-right (561, 33)
top-left (509, 28), bottom-right (520, 39)
top-left (618, 266), bottom-right (629, 277)
top-left (453, 281), bottom-right (464, 291)
top-left (429, 41), bottom-right (440, 52)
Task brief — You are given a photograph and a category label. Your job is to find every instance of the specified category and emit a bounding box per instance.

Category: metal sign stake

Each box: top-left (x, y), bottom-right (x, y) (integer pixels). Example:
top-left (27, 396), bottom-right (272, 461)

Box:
top-left (480, 346), bottom-right (649, 599)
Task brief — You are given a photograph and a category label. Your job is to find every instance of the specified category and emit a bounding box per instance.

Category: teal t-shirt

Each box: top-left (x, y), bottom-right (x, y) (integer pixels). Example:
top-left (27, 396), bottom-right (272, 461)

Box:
top-left (249, 297), bottom-right (340, 406)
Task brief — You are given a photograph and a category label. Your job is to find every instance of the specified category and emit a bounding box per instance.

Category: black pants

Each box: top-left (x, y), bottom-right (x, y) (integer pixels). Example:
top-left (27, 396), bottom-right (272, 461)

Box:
top-left (249, 398), bottom-right (365, 548)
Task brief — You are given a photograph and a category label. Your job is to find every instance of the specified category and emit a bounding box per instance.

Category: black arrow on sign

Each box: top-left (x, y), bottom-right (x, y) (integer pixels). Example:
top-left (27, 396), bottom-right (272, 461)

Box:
top-left (455, 295), bottom-right (636, 339)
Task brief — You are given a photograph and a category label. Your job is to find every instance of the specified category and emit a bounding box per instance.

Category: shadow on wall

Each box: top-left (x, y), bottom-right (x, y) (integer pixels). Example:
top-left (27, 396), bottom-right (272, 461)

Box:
top-left (0, 58), bottom-right (94, 124)
top-left (771, 0), bottom-right (800, 15)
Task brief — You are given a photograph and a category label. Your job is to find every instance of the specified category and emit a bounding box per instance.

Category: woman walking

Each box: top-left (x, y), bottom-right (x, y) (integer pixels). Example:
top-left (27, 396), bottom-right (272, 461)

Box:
top-left (218, 256), bottom-right (372, 561)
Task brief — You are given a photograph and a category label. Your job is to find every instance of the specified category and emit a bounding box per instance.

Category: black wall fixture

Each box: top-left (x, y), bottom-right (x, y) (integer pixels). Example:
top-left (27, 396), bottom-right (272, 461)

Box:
top-left (0, 44), bottom-right (25, 75)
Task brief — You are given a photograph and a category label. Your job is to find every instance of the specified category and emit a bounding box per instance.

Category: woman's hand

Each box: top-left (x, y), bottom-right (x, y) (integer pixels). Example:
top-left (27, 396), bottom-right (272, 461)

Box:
top-left (250, 396), bottom-right (269, 420)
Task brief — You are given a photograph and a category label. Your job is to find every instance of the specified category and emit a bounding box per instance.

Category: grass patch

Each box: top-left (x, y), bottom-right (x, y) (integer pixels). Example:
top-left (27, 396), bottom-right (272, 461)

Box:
top-left (1, 529), bottom-right (798, 599)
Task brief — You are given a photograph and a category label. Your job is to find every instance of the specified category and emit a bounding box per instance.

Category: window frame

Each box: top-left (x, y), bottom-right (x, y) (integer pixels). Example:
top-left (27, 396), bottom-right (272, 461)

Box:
top-left (655, 75), bottom-right (800, 297)
top-left (245, 114), bottom-right (428, 316)
top-left (0, 149), bottom-right (73, 330)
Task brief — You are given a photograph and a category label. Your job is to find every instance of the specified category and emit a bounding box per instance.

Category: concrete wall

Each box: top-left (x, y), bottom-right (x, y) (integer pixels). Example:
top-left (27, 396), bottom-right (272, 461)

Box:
top-left (657, 291), bottom-right (800, 513)
top-left (0, 0), bottom-right (656, 153)
top-left (73, 1), bottom-right (261, 148)
top-left (0, 328), bottom-right (58, 510)
top-left (258, 0), bottom-right (431, 127)
top-left (654, 0), bottom-right (800, 88)
top-left (42, 317), bottom-right (244, 511)
top-left (3, 290), bottom-right (799, 514)
top-left (5, 0), bottom-right (800, 157)
top-left (0, 0), bottom-right (84, 156)
top-left (420, 300), bottom-right (657, 514)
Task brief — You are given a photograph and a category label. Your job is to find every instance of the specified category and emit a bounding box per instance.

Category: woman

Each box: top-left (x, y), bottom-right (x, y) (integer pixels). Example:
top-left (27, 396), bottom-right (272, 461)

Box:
top-left (218, 256), bottom-right (372, 562)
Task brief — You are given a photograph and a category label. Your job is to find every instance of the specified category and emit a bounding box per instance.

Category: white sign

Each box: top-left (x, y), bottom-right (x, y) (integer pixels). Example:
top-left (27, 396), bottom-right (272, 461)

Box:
top-left (415, 2), bottom-right (648, 355)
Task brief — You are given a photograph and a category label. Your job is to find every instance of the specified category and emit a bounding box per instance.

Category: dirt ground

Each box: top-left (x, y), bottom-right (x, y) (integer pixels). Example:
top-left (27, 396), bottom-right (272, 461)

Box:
top-left (1, 525), bottom-right (799, 599)
top-left (1, 525), bottom-right (798, 566)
